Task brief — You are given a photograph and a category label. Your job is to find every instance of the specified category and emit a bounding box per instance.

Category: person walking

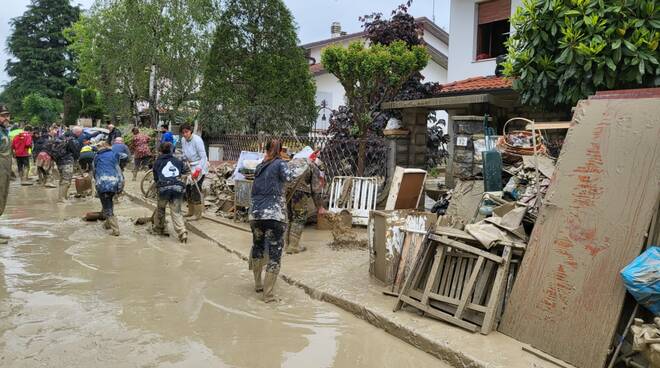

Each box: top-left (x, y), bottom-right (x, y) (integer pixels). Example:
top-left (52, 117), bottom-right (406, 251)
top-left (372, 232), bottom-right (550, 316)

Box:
top-left (0, 105), bottom-right (13, 244)
top-left (249, 139), bottom-right (293, 303)
top-left (151, 142), bottom-right (189, 243)
top-left (130, 127), bottom-right (152, 181)
top-left (160, 124), bottom-right (174, 149)
top-left (93, 142), bottom-right (125, 236)
top-left (285, 155), bottom-right (327, 254)
top-left (11, 125), bottom-right (34, 186)
top-left (45, 126), bottom-right (80, 202)
top-left (180, 124), bottom-right (208, 221)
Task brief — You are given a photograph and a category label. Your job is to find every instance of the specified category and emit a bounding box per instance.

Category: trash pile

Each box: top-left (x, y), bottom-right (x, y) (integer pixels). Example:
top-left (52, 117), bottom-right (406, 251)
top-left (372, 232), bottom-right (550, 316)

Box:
top-left (206, 162), bottom-right (237, 217)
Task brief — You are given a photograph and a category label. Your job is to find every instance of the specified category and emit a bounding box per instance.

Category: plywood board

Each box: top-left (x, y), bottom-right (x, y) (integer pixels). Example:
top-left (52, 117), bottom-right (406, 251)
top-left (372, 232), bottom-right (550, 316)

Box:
top-left (498, 97), bottom-right (660, 368)
top-left (386, 167), bottom-right (427, 210)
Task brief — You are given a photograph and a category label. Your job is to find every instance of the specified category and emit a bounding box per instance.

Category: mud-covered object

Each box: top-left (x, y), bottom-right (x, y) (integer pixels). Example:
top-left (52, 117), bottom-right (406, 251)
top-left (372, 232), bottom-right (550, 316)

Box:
top-left (621, 246), bottom-right (660, 315)
top-left (0, 126), bottom-right (11, 216)
top-left (286, 158), bottom-right (325, 208)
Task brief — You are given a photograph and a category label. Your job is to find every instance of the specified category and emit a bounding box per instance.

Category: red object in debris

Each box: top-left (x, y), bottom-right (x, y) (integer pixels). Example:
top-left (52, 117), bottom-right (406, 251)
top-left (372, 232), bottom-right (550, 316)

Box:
top-left (192, 167), bottom-right (202, 179)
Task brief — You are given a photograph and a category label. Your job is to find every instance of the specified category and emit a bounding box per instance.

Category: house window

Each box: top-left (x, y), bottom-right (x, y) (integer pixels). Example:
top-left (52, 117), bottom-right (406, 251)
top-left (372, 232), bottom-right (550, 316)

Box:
top-left (476, 0), bottom-right (511, 61)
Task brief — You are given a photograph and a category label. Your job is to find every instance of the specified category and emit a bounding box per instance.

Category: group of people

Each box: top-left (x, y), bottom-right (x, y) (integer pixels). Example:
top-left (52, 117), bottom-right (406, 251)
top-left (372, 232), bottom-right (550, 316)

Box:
top-left (1, 102), bottom-right (327, 304)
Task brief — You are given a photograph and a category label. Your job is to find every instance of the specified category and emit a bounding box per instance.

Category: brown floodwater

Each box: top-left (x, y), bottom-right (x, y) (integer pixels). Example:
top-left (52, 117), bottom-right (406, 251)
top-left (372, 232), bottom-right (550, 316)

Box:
top-left (0, 184), bottom-right (447, 368)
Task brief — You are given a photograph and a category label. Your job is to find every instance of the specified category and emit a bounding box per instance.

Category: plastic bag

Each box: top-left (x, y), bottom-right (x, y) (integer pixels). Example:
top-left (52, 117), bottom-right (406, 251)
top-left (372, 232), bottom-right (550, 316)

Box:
top-left (620, 246), bottom-right (660, 315)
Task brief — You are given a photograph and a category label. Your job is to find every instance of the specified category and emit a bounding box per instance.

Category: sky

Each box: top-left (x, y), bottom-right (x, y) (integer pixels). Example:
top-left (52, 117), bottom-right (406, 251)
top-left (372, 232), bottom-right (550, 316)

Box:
top-left (0, 0), bottom-right (450, 87)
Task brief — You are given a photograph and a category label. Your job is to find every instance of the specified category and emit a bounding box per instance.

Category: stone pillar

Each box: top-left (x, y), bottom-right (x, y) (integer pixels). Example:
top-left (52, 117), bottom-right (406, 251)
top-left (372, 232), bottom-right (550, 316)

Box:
top-left (401, 108), bottom-right (429, 169)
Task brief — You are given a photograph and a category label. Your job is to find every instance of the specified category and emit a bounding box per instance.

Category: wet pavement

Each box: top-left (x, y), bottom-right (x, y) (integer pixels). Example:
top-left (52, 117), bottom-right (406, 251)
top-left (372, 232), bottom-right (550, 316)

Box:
top-left (0, 184), bottom-right (447, 368)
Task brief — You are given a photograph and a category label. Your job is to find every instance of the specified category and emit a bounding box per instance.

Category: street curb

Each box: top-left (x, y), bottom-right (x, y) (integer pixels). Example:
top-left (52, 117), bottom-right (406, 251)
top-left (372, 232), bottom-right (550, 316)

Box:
top-left (124, 191), bottom-right (492, 368)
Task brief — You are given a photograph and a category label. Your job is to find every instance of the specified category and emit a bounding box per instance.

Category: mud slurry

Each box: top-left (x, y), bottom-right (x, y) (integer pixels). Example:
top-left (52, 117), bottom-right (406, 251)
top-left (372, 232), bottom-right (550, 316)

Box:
top-left (0, 184), bottom-right (447, 368)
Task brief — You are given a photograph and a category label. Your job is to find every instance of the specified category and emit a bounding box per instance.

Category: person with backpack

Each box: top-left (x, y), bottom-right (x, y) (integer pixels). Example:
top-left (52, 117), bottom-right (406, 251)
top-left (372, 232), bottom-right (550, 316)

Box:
top-left (46, 126), bottom-right (81, 202)
top-left (11, 125), bottom-right (34, 186)
top-left (0, 105), bottom-right (12, 244)
top-left (151, 142), bottom-right (189, 243)
top-left (93, 141), bottom-right (126, 236)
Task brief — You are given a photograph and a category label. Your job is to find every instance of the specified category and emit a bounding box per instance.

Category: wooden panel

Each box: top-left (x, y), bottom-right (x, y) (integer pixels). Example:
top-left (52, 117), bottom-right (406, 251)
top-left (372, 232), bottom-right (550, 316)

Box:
top-left (478, 0), bottom-right (511, 25)
top-left (498, 98), bottom-right (660, 368)
top-left (385, 167), bottom-right (427, 210)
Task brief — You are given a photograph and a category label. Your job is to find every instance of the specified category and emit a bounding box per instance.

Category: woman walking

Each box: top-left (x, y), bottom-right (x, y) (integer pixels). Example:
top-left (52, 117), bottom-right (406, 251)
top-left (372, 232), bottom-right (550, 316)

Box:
top-left (93, 142), bottom-right (126, 236)
top-left (249, 139), bottom-right (293, 303)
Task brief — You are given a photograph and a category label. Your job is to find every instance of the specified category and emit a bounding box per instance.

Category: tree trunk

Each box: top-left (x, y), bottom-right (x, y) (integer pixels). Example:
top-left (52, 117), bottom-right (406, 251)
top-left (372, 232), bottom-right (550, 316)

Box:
top-left (357, 137), bottom-right (366, 177)
top-left (148, 64), bottom-right (159, 128)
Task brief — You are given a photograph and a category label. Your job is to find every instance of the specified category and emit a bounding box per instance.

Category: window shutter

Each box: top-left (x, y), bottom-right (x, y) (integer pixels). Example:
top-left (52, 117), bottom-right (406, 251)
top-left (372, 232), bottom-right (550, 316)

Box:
top-left (478, 0), bottom-right (511, 25)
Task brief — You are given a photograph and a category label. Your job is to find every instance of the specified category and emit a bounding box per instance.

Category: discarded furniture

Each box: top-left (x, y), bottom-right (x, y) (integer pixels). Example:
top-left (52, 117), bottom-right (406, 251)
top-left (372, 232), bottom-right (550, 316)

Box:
top-left (328, 176), bottom-right (378, 226)
top-left (385, 166), bottom-right (427, 210)
top-left (368, 210), bottom-right (436, 285)
top-left (395, 233), bottom-right (512, 334)
top-left (234, 179), bottom-right (253, 208)
top-left (498, 94), bottom-right (660, 368)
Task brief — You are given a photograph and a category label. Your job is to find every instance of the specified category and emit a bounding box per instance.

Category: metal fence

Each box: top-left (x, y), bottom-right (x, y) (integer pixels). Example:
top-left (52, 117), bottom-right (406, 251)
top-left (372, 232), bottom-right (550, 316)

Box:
top-left (204, 133), bottom-right (390, 182)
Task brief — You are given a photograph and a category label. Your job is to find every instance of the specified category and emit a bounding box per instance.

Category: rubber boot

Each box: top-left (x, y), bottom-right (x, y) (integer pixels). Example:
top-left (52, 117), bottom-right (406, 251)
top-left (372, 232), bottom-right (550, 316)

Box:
top-left (184, 201), bottom-right (195, 218)
top-left (20, 171), bottom-right (33, 186)
top-left (263, 271), bottom-right (279, 303)
top-left (57, 184), bottom-right (70, 203)
top-left (108, 216), bottom-right (120, 236)
top-left (285, 223), bottom-right (306, 254)
top-left (251, 258), bottom-right (265, 292)
top-left (179, 231), bottom-right (188, 244)
top-left (192, 204), bottom-right (204, 221)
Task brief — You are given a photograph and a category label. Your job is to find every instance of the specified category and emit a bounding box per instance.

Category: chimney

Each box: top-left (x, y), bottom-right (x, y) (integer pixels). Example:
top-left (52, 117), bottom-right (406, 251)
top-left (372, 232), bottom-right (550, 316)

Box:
top-left (331, 22), bottom-right (342, 38)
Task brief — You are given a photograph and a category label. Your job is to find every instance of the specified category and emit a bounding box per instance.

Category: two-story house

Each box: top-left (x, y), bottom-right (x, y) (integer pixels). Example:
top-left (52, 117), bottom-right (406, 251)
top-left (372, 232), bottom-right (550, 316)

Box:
top-left (302, 17), bottom-right (450, 131)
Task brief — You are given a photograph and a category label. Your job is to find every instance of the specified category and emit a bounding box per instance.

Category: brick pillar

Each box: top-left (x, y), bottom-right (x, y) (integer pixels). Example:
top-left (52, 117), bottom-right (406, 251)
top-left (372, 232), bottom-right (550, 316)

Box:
top-left (401, 108), bottom-right (429, 169)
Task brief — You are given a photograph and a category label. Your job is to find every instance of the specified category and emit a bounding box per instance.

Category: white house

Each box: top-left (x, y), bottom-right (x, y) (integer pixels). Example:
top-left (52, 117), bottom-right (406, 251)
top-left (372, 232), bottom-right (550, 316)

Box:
top-left (302, 17), bottom-right (450, 131)
top-left (448, 0), bottom-right (521, 82)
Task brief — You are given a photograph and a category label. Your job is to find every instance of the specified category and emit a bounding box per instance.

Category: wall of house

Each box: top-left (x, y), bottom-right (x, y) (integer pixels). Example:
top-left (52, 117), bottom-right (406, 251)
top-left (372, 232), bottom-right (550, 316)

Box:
top-left (447, 0), bottom-right (521, 82)
top-left (422, 32), bottom-right (449, 56)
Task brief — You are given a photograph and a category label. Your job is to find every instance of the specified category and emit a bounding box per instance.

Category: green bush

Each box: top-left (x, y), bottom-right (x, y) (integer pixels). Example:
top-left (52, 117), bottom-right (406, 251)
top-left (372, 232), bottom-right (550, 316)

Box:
top-left (504, 0), bottom-right (660, 108)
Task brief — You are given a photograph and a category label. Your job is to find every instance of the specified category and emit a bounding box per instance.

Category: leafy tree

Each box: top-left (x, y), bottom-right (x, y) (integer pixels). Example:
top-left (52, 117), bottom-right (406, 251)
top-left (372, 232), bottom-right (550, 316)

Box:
top-left (80, 88), bottom-right (104, 125)
top-left (65, 0), bottom-right (214, 126)
top-left (504, 0), bottom-right (660, 108)
top-left (200, 0), bottom-right (317, 134)
top-left (63, 86), bottom-right (82, 125)
top-left (4, 0), bottom-right (80, 116)
top-left (322, 41), bottom-right (428, 174)
top-left (22, 93), bottom-right (63, 125)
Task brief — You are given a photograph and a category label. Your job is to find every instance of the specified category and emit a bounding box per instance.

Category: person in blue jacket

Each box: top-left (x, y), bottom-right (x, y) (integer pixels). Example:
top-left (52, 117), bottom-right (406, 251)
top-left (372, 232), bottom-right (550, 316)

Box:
top-left (93, 141), bottom-right (126, 236)
top-left (160, 124), bottom-right (174, 152)
top-left (249, 139), bottom-right (293, 303)
top-left (151, 142), bottom-right (189, 243)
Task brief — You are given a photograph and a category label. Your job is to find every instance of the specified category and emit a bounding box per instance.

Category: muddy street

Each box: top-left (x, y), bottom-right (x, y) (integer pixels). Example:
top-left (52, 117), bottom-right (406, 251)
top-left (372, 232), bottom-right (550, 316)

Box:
top-left (0, 184), bottom-right (446, 368)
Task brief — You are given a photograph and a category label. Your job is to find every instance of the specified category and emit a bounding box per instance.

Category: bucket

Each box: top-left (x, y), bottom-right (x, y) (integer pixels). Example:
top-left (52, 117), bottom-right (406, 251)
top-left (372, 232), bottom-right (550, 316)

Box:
top-left (75, 175), bottom-right (92, 194)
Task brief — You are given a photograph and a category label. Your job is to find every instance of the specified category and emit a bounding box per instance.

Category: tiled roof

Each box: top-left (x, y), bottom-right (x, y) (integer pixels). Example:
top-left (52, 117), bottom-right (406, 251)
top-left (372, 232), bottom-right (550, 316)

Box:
top-left (435, 76), bottom-right (512, 96)
top-left (309, 63), bottom-right (326, 75)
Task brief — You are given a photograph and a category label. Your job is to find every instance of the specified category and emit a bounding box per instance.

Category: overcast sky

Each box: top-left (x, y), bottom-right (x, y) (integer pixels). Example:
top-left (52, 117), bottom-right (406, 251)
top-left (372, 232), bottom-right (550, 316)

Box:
top-left (0, 0), bottom-right (450, 87)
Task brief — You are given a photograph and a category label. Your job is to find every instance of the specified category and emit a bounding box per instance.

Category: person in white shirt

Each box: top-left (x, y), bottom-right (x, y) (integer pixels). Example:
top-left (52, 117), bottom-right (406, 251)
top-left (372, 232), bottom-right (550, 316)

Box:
top-left (180, 123), bottom-right (208, 220)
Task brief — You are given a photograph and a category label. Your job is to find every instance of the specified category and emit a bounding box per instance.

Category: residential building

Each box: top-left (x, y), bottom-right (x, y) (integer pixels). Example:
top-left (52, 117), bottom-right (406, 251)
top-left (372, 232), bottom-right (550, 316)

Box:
top-left (448, 0), bottom-right (522, 82)
top-left (303, 17), bottom-right (449, 131)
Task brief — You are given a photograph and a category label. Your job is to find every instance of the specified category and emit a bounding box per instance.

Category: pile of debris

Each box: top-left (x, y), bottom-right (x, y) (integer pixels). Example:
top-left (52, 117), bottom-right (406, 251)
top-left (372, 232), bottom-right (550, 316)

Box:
top-left (207, 162), bottom-right (237, 217)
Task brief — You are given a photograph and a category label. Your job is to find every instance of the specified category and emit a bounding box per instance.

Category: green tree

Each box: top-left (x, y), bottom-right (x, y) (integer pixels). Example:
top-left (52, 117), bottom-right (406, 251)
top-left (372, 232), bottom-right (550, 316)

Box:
top-left (80, 88), bottom-right (104, 126)
top-left (322, 41), bottom-right (428, 174)
top-left (504, 0), bottom-right (660, 108)
top-left (65, 0), bottom-right (214, 126)
top-left (63, 86), bottom-right (82, 125)
top-left (4, 0), bottom-right (80, 116)
top-left (200, 0), bottom-right (317, 134)
top-left (22, 93), bottom-right (63, 125)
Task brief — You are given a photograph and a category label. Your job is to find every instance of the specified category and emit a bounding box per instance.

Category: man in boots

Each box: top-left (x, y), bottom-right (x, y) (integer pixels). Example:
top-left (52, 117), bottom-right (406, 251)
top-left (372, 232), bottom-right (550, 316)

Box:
top-left (46, 126), bottom-right (80, 203)
top-left (93, 142), bottom-right (125, 236)
top-left (180, 124), bottom-right (208, 221)
top-left (151, 142), bottom-right (188, 243)
top-left (11, 125), bottom-right (34, 186)
top-left (285, 155), bottom-right (326, 254)
top-left (0, 105), bottom-right (13, 244)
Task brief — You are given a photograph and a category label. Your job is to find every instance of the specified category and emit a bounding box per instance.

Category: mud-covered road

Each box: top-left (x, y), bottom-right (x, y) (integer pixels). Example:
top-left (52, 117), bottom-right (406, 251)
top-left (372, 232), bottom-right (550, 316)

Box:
top-left (0, 185), bottom-right (447, 368)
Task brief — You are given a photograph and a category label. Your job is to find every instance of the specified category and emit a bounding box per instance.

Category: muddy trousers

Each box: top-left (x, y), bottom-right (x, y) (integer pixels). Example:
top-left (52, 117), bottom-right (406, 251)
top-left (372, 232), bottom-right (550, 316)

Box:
top-left (0, 156), bottom-right (10, 216)
top-left (153, 195), bottom-right (187, 241)
top-left (56, 163), bottom-right (74, 201)
top-left (99, 192), bottom-right (116, 218)
top-left (286, 191), bottom-right (309, 254)
top-left (250, 220), bottom-right (286, 274)
top-left (16, 156), bottom-right (30, 178)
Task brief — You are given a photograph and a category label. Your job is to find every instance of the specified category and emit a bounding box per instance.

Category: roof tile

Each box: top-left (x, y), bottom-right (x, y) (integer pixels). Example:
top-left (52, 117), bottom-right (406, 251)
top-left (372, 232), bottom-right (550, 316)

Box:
top-left (435, 76), bottom-right (512, 95)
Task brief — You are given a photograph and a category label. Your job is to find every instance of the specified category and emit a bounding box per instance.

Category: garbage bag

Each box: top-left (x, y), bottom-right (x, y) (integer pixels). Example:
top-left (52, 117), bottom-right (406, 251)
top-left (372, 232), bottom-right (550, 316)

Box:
top-left (620, 246), bottom-right (660, 316)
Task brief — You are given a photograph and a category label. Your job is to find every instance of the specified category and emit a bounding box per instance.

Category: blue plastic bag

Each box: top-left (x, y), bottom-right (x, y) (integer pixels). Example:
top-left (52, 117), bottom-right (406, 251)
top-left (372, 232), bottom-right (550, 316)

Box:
top-left (620, 246), bottom-right (660, 316)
